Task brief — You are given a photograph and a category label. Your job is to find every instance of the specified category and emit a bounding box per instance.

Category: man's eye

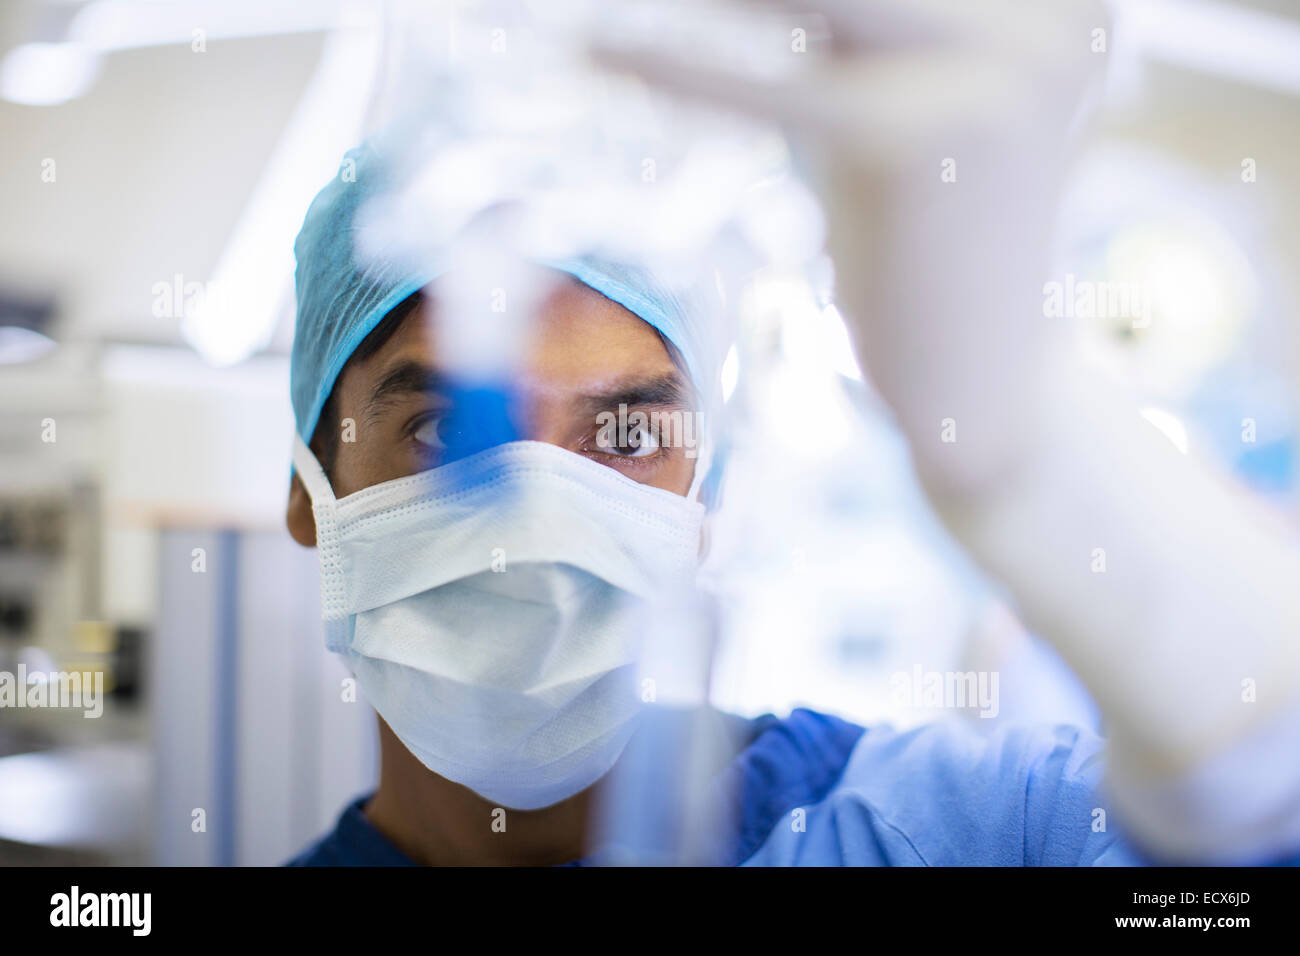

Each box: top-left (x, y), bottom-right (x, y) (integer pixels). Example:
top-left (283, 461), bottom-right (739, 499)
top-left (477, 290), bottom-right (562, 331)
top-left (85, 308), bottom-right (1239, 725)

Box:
top-left (612, 425), bottom-right (660, 458)
top-left (412, 413), bottom-right (449, 450)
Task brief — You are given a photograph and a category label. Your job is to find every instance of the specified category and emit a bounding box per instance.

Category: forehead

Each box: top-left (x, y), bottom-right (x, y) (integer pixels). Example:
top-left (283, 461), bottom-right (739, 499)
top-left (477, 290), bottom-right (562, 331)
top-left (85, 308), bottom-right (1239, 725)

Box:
top-left (351, 276), bottom-right (680, 392)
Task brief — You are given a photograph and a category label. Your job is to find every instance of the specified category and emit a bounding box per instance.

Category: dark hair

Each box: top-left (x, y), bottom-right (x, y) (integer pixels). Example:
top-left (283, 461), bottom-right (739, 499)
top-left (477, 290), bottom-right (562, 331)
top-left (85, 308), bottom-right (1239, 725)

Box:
top-left (313, 290), bottom-right (423, 478)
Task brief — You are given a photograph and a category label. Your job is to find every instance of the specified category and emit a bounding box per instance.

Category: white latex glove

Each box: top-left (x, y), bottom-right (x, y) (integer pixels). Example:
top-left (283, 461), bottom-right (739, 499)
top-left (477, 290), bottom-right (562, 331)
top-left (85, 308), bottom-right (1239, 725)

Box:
top-left (592, 0), bottom-right (1300, 862)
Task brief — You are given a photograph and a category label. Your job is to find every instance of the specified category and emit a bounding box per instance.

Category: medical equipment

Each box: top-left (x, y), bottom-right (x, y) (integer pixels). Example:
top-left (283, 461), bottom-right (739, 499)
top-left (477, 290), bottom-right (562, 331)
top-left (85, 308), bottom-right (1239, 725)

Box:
top-left (593, 0), bottom-right (1300, 862)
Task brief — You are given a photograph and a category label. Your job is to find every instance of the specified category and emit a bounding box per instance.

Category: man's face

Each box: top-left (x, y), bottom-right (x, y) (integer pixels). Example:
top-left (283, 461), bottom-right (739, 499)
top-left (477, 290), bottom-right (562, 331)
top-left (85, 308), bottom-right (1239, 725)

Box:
top-left (320, 276), bottom-right (698, 500)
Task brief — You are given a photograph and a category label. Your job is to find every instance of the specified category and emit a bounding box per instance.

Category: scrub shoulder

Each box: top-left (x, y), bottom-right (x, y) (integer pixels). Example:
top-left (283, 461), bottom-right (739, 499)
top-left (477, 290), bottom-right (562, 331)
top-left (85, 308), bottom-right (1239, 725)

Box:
top-left (741, 717), bottom-right (1144, 866)
top-left (285, 710), bottom-right (1148, 866)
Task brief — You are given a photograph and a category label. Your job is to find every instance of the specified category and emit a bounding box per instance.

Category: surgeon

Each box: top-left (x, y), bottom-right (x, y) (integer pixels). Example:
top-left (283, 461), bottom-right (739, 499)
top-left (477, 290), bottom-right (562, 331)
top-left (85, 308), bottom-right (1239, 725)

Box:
top-left (281, 133), bottom-right (1297, 867)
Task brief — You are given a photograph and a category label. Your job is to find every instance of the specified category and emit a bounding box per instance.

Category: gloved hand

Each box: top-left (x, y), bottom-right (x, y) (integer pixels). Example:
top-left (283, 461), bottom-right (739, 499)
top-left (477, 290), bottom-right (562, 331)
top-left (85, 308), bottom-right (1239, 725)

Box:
top-left (592, 0), bottom-right (1300, 862)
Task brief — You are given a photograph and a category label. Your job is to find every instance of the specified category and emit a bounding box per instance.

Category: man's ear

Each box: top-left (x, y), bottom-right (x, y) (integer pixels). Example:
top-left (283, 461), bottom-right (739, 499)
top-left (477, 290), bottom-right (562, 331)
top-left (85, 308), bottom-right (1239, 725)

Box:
top-left (286, 471), bottom-right (318, 547)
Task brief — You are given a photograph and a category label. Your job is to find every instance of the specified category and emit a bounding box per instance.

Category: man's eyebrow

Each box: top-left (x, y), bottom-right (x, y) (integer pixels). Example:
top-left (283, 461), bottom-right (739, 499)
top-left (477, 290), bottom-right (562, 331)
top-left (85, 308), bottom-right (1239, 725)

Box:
top-left (364, 361), bottom-right (447, 420)
top-left (576, 373), bottom-right (692, 413)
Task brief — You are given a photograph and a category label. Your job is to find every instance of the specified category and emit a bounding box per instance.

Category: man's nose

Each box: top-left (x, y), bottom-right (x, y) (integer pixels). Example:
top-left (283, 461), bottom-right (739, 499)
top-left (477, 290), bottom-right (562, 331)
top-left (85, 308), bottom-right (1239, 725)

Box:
top-left (440, 382), bottom-right (580, 463)
top-left (516, 390), bottom-right (583, 452)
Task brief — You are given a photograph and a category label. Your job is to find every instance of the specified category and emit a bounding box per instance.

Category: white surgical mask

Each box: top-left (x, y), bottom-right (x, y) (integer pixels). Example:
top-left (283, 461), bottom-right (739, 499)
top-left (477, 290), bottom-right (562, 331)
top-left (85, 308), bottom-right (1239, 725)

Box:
top-left (292, 435), bottom-right (706, 810)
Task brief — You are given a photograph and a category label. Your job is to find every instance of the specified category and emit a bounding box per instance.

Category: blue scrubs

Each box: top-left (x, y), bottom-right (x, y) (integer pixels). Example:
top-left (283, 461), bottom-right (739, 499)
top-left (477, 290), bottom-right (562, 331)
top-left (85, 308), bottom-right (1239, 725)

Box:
top-left (286, 708), bottom-right (1173, 866)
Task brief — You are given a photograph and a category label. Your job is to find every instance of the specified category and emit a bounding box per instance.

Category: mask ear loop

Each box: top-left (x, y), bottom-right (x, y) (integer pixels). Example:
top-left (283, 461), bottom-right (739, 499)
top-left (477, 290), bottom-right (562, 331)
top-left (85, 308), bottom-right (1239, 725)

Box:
top-left (291, 432), bottom-right (336, 507)
top-left (695, 441), bottom-right (727, 512)
top-left (686, 376), bottom-right (727, 512)
top-left (292, 435), bottom-right (349, 640)
top-left (686, 435), bottom-right (713, 506)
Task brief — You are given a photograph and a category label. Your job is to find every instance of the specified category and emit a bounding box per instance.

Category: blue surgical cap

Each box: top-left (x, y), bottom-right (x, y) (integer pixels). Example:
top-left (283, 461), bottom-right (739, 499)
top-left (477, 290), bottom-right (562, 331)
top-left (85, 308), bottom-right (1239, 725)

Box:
top-left (290, 138), bottom-right (716, 447)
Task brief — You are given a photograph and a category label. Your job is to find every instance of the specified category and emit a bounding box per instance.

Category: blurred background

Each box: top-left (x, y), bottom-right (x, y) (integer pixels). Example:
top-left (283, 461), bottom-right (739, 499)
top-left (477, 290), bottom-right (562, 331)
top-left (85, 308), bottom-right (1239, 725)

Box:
top-left (1, 0), bottom-right (1298, 865)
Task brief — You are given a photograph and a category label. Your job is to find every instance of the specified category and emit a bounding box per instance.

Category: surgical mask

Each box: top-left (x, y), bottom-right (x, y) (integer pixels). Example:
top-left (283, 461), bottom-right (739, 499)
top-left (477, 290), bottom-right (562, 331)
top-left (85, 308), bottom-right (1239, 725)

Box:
top-left (292, 435), bottom-right (706, 810)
